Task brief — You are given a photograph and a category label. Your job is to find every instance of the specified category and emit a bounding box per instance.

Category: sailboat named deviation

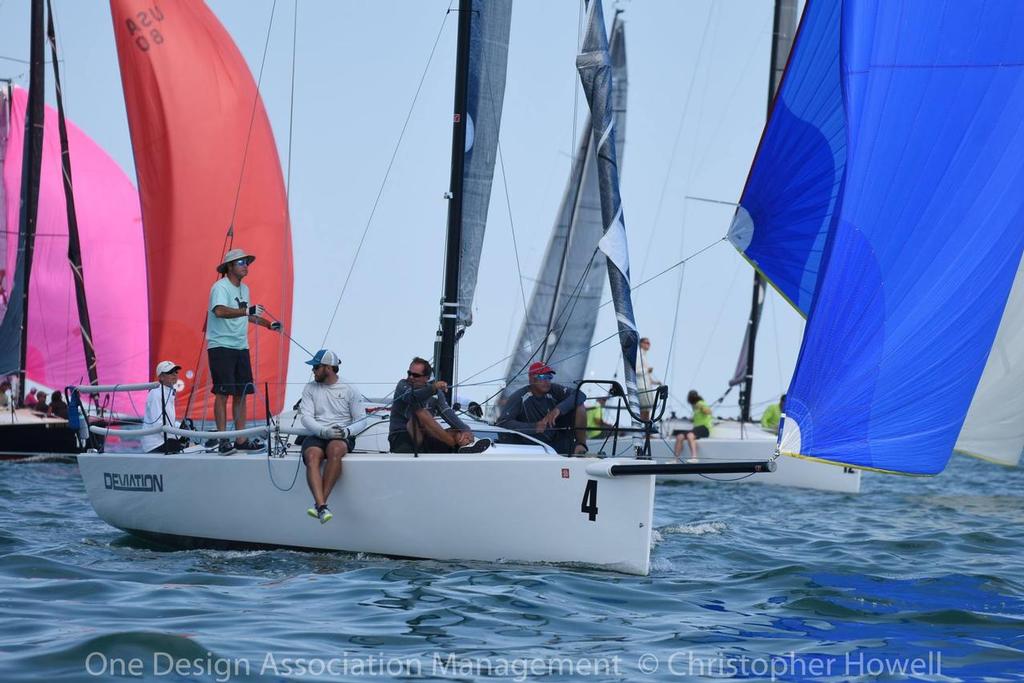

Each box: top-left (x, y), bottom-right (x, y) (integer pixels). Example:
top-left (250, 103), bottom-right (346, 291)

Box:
top-left (75, 0), bottom-right (772, 576)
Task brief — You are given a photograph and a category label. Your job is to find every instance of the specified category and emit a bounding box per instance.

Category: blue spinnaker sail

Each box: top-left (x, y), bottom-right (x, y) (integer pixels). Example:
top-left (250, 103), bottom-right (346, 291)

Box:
top-left (456, 0), bottom-right (512, 328)
top-left (727, 0), bottom-right (844, 315)
top-left (777, 0), bottom-right (1024, 474)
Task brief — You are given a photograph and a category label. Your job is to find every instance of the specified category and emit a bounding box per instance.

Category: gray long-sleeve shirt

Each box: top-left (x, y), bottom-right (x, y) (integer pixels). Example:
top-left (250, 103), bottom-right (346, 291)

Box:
top-left (388, 379), bottom-right (469, 435)
top-left (497, 383), bottom-right (587, 433)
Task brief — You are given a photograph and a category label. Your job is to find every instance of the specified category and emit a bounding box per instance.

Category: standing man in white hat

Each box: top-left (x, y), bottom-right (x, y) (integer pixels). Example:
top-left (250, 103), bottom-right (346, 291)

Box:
top-left (208, 247), bottom-right (281, 454)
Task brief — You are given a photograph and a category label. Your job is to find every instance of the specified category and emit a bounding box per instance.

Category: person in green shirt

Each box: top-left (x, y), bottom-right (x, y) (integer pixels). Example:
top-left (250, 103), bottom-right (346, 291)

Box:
top-left (672, 389), bottom-right (713, 461)
top-left (585, 397), bottom-right (616, 439)
top-left (760, 394), bottom-right (785, 433)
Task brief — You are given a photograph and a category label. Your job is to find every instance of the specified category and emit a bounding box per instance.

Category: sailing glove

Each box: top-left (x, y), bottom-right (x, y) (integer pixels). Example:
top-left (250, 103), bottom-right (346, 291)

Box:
top-left (319, 426), bottom-right (348, 440)
top-left (269, 321), bottom-right (282, 332)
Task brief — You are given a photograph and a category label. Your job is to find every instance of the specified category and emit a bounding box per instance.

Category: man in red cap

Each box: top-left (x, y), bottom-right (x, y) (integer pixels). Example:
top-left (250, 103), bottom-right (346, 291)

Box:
top-left (498, 361), bottom-right (588, 454)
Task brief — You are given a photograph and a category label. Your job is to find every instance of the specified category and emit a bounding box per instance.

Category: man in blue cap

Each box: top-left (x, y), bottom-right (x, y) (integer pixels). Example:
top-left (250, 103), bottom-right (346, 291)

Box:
top-left (298, 349), bottom-right (367, 524)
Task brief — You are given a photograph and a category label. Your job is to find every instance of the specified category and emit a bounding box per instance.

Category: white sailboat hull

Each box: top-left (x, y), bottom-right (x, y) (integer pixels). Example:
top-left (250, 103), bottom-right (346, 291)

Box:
top-left (589, 421), bottom-right (861, 494)
top-left (77, 448), bottom-right (656, 575)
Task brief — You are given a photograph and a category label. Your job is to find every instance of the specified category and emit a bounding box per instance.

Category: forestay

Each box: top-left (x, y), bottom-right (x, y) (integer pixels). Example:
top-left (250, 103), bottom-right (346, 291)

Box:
top-left (774, 0), bottom-right (1024, 474)
top-left (455, 0), bottom-right (512, 329)
top-left (503, 14), bottom-right (625, 395)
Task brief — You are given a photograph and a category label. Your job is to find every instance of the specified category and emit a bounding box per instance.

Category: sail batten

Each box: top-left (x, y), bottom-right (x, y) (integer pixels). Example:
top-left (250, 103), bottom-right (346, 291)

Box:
top-left (776, 0), bottom-right (1024, 475)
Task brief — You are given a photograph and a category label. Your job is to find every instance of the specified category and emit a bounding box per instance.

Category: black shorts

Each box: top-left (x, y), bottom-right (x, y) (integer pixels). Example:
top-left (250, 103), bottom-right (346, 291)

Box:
top-left (388, 431), bottom-right (454, 454)
top-left (208, 347), bottom-right (255, 396)
top-left (672, 425), bottom-right (709, 439)
top-left (301, 435), bottom-right (356, 464)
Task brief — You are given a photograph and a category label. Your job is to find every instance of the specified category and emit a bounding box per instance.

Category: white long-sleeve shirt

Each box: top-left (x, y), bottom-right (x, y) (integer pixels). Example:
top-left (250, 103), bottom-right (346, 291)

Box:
top-left (141, 385), bottom-right (176, 452)
top-left (299, 380), bottom-right (367, 436)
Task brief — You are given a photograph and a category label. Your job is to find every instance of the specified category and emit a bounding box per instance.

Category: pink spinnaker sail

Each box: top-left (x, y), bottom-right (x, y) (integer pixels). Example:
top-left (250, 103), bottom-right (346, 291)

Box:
top-left (2, 87), bottom-right (148, 411)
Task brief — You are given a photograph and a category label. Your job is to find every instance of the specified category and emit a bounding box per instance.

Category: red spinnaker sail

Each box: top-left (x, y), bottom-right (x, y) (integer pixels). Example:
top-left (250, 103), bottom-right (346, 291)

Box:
top-left (110, 1), bottom-right (293, 418)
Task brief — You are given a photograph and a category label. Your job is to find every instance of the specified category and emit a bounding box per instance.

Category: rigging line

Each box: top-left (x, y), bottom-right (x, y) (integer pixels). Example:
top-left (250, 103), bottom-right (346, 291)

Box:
top-left (467, 326), bottom-right (622, 407)
top-left (597, 236), bottom-right (725, 311)
top-left (486, 79), bottom-right (529, 321)
top-left (770, 288), bottom-right (783, 392)
top-left (663, 206), bottom-right (689, 394)
top-left (637, 2), bottom-right (717, 280)
top-left (228, 0), bottom-right (280, 234)
top-left (505, 244), bottom-right (598, 391)
top-left (688, 257), bottom-right (743, 391)
top-left (688, 11), bottom-right (774, 183)
top-left (543, 247), bottom-right (598, 364)
top-left (284, 0), bottom-right (298, 205)
top-left (463, 238), bottom-right (723, 390)
top-left (319, 10), bottom-right (452, 347)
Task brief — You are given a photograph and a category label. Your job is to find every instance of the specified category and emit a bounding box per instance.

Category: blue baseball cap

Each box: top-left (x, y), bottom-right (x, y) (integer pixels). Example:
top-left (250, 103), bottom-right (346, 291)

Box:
top-left (306, 349), bottom-right (340, 366)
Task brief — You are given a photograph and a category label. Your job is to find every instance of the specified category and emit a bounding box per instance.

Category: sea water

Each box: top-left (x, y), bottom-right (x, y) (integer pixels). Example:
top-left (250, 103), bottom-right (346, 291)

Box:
top-left (0, 455), bottom-right (1022, 682)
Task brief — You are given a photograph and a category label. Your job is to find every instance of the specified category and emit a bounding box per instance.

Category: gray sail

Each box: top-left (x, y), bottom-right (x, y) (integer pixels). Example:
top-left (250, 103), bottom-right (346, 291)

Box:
top-left (456, 0), bottom-right (513, 329)
top-left (503, 14), bottom-right (626, 396)
top-left (577, 0), bottom-right (641, 422)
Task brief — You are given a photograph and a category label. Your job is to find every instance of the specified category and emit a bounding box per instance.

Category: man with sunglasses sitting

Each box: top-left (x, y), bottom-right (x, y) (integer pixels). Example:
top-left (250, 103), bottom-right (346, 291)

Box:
top-left (388, 357), bottom-right (490, 453)
top-left (498, 362), bottom-right (588, 454)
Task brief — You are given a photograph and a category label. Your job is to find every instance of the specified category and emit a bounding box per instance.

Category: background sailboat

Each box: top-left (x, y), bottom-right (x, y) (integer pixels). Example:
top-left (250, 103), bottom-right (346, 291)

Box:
top-left (0, 86), bottom-right (148, 410)
top-left (732, 0), bottom-right (1024, 475)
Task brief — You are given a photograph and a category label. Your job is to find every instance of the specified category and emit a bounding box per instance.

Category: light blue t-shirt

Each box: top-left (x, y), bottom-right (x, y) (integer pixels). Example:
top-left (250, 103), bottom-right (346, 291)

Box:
top-left (206, 278), bottom-right (250, 350)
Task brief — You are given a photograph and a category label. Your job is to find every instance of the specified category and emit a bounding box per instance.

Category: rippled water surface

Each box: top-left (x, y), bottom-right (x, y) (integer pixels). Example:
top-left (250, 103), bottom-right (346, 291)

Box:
top-left (1, 456), bottom-right (1023, 682)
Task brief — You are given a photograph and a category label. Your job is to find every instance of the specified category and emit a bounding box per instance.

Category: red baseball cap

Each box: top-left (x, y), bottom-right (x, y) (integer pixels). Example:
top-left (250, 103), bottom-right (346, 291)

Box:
top-left (528, 362), bottom-right (555, 376)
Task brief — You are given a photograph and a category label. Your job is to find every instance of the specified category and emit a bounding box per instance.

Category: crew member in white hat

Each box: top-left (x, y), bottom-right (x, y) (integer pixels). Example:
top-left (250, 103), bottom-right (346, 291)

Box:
top-left (141, 360), bottom-right (182, 453)
top-left (207, 247), bottom-right (282, 454)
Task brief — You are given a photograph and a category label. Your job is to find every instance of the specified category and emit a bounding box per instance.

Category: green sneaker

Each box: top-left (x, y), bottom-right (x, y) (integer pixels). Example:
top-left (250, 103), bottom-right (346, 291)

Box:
top-left (317, 506), bottom-right (333, 524)
top-left (307, 506), bottom-right (318, 519)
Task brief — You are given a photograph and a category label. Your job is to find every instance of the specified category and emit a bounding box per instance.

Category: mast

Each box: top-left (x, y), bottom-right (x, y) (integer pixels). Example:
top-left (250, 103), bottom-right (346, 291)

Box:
top-left (735, 0), bottom-right (797, 423)
top-left (14, 0), bottom-right (46, 403)
top-left (46, 0), bottom-right (99, 388)
top-left (436, 0), bottom-right (473, 387)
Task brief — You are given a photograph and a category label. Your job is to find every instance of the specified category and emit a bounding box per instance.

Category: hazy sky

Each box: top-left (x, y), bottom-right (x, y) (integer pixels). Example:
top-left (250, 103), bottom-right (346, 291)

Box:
top-left (0, 0), bottom-right (805, 417)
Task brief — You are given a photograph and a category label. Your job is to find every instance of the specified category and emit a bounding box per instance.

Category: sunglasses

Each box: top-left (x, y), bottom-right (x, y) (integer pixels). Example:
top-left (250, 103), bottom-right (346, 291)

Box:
top-left (533, 373), bottom-right (554, 381)
top-left (407, 371), bottom-right (427, 378)
top-left (235, 259), bottom-right (251, 266)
